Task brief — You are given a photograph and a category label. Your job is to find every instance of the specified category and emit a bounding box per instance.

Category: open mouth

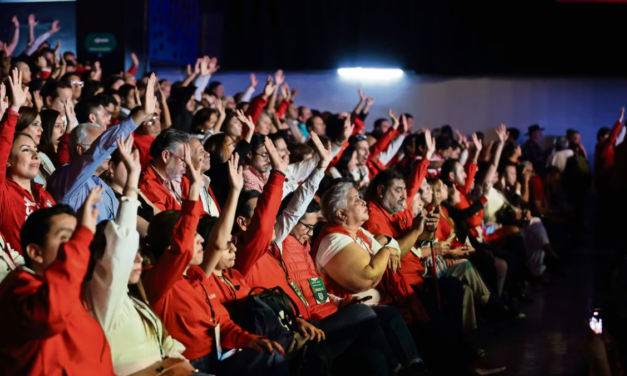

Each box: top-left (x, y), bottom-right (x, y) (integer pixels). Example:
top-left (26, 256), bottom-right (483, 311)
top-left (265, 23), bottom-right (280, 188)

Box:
top-left (30, 163), bottom-right (40, 169)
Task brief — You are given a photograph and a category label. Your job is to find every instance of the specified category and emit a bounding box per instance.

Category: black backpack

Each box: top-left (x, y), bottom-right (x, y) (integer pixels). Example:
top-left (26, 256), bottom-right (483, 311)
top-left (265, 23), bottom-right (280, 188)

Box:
top-left (240, 286), bottom-right (332, 376)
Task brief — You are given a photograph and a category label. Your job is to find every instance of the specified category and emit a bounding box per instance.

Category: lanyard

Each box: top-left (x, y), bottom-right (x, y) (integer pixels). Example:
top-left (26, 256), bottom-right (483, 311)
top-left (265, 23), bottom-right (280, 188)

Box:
top-left (269, 244), bottom-right (291, 283)
top-left (130, 296), bottom-right (164, 357)
top-left (199, 281), bottom-right (217, 323)
top-left (218, 274), bottom-right (237, 301)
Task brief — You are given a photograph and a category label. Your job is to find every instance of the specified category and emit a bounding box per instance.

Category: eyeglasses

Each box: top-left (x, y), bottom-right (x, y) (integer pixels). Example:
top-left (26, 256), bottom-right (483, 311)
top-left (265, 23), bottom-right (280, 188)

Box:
top-left (169, 151), bottom-right (185, 163)
top-left (147, 114), bottom-right (160, 126)
top-left (228, 142), bottom-right (237, 148)
top-left (253, 151), bottom-right (269, 160)
top-left (70, 80), bottom-right (84, 88)
top-left (298, 221), bottom-right (315, 234)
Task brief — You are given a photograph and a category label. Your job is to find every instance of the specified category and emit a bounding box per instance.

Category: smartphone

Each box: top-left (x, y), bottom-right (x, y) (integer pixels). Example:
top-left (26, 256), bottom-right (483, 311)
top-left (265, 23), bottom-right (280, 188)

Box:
top-left (350, 296), bottom-right (373, 305)
top-left (589, 309), bottom-right (603, 335)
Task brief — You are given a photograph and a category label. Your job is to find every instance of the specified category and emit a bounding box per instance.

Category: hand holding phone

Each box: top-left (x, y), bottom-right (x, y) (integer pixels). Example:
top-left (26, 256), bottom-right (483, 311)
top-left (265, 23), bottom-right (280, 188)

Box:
top-left (349, 296), bottom-right (373, 305)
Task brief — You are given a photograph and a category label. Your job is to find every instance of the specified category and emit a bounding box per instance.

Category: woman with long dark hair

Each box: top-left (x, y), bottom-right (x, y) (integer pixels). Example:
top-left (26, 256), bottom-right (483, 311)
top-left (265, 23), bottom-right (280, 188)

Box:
top-left (16, 106), bottom-right (55, 186)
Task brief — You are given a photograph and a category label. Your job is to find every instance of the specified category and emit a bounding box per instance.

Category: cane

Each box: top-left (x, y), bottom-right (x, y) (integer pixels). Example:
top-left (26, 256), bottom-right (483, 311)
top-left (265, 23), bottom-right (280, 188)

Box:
top-left (420, 238), bottom-right (441, 311)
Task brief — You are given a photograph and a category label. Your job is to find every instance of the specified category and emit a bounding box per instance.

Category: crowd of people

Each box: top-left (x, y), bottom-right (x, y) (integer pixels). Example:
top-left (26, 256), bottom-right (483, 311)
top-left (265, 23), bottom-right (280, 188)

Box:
top-left (0, 13), bottom-right (624, 376)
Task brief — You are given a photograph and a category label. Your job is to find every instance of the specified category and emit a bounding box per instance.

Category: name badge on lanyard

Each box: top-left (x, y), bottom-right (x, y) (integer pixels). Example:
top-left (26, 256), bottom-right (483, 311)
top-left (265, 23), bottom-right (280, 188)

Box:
top-left (215, 323), bottom-right (237, 360)
top-left (289, 281), bottom-right (309, 307)
top-left (308, 277), bottom-right (329, 304)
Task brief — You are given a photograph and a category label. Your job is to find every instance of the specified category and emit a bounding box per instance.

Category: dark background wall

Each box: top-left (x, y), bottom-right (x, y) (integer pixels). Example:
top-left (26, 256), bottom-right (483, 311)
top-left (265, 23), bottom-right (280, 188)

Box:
top-left (220, 0), bottom-right (627, 76)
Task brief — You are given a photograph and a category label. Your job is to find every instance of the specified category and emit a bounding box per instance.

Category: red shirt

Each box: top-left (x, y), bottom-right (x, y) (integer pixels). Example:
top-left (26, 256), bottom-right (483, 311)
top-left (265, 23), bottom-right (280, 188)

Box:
top-left (0, 112), bottom-right (56, 255)
top-left (366, 128), bottom-right (400, 179)
top-left (210, 269), bottom-right (251, 304)
top-left (143, 200), bottom-right (257, 360)
top-left (56, 133), bottom-right (70, 167)
top-left (0, 226), bottom-right (115, 376)
top-left (595, 120), bottom-right (623, 178)
top-left (363, 157), bottom-right (430, 287)
top-left (132, 133), bottom-right (155, 168)
top-left (529, 175), bottom-right (544, 203)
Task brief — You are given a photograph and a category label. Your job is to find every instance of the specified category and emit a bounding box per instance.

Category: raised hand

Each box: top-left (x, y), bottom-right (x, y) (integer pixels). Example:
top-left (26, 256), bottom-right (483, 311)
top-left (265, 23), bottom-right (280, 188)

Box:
top-left (63, 97), bottom-right (76, 132)
top-left (12, 16), bottom-right (19, 27)
top-left (28, 14), bottom-right (38, 27)
top-left (36, 56), bottom-right (47, 69)
top-left (482, 178), bottom-right (493, 196)
top-left (262, 76), bottom-right (274, 98)
top-left (235, 109), bottom-right (255, 131)
top-left (399, 114), bottom-right (408, 134)
top-left (186, 64), bottom-right (193, 77)
top-left (365, 97), bottom-right (375, 107)
top-left (620, 107), bottom-right (625, 124)
top-left (77, 186), bottom-right (103, 234)
top-left (471, 132), bottom-right (482, 153)
top-left (264, 135), bottom-right (289, 173)
top-left (131, 52), bottom-right (139, 67)
top-left (495, 124), bottom-right (508, 144)
top-left (388, 109), bottom-right (399, 129)
top-left (0, 84), bottom-right (7, 119)
top-left (274, 69), bottom-right (285, 86)
top-left (280, 83), bottom-right (291, 102)
top-left (310, 132), bottom-right (332, 168)
top-left (49, 20), bottom-right (61, 34)
top-left (193, 58), bottom-right (201, 75)
top-left (424, 129), bottom-right (436, 160)
top-left (116, 134), bottom-right (141, 174)
top-left (227, 153), bottom-right (244, 191)
top-left (183, 143), bottom-right (203, 184)
top-left (250, 73), bottom-right (258, 87)
top-left (340, 115), bottom-right (355, 143)
top-left (358, 88), bottom-right (366, 101)
top-left (7, 68), bottom-right (28, 111)
top-left (455, 130), bottom-right (469, 149)
top-left (142, 73), bottom-right (157, 118)
top-left (291, 88), bottom-right (299, 101)
top-left (33, 90), bottom-right (43, 112)
top-left (208, 57), bottom-right (219, 74)
top-left (200, 56), bottom-right (209, 76)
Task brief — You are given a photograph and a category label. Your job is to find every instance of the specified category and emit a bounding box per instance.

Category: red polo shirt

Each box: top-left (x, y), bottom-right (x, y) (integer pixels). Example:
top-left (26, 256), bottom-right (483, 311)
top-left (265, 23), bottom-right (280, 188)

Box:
top-left (0, 112), bottom-right (56, 256)
top-left (143, 200), bottom-right (258, 360)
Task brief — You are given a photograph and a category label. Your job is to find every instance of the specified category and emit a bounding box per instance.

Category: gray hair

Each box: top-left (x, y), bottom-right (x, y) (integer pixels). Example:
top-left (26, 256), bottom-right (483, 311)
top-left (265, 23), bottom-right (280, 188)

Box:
top-left (149, 128), bottom-right (191, 159)
top-left (554, 136), bottom-right (569, 151)
top-left (320, 182), bottom-right (354, 222)
top-left (68, 123), bottom-right (102, 160)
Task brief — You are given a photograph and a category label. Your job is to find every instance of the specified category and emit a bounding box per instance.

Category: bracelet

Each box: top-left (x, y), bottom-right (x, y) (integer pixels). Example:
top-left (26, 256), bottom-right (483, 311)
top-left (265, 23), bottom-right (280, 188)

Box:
top-left (274, 170), bottom-right (287, 177)
top-left (7, 108), bottom-right (20, 117)
top-left (126, 187), bottom-right (141, 195)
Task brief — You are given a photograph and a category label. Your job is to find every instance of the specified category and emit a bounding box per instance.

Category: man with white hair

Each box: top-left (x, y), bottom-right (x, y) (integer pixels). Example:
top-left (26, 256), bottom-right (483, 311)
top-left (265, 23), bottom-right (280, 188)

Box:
top-left (48, 74), bottom-right (157, 223)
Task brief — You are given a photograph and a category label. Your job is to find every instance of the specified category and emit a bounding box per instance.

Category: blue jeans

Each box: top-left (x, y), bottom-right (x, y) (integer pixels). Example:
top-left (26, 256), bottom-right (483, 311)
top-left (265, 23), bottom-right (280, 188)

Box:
top-left (371, 305), bottom-right (423, 367)
top-left (189, 348), bottom-right (289, 376)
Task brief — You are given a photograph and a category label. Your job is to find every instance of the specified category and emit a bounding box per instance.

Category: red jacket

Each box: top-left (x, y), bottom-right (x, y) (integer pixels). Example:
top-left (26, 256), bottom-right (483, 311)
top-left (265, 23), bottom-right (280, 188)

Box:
top-left (363, 157), bottom-right (430, 288)
top-left (57, 133), bottom-right (70, 167)
top-left (241, 94), bottom-right (269, 136)
top-left (595, 120), bottom-right (623, 179)
top-left (0, 112), bottom-right (56, 256)
top-left (132, 133), bottom-right (155, 168)
top-left (143, 200), bottom-right (258, 360)
top-left (282, 235), bottom-right (338, 320)
top-left (211, 268), bottom-right (251, 304)
top-left (366, 128), bottom-right (400, 179)
top-left (0, 226), bottom-right (115, 376)
top-left (312, 224), bottom-right (429, 324)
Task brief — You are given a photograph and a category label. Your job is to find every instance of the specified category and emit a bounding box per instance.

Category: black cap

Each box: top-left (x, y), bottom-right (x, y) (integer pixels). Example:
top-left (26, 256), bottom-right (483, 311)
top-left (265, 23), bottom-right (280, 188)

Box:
top-left (525, 124), bottom-right (544, 136)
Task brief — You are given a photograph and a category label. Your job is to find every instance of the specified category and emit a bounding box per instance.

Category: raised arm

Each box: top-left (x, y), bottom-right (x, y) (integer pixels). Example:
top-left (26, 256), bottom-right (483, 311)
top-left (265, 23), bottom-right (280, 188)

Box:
top-left (266, 70), bottom-right (284, 116)
top-left (5, 17), bottom-right (20, 57)
top-left (405, 129), bottom-right (435, 205)
top-left (244, 76), bottom-right (273, 128)
top-left (26, 20), bottom-right (60, 56)
top-left (0, 70), bottom-right (27, 188)
top-left (145, 144), bottom-right (203, 303)
top-left (275, 133), bottom-right (330, 249)
top-left (236, 137), bottom-right (288, 277)
top-left (352, 88), bottom-right (366, 116)
top-left (181, 59), bottom-right (200, 88)
top-left (239, 73), bottom-right (258, 103)
top-left (200, 154), bottom-right (243, 277)
top-left (87, 136), bottom-right (141, 331)
top-left (156, 83), bottom-right (172, 130)
top-left (477, 125), bottom-right (508, 187)
top-left (27, 14), bottom-right (37, 47)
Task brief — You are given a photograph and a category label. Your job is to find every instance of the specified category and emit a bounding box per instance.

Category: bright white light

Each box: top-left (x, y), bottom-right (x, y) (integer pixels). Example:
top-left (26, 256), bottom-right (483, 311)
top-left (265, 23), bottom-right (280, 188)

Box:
top-left (337, 68), bottom-right (404, 80)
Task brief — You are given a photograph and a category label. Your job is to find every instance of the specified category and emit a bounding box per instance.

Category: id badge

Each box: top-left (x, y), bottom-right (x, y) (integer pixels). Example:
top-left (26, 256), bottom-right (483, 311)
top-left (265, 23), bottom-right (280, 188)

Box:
top-left (289, 281), bottom-right (309, 307)
top-left (215, 323), bottom-right (237, 360)
top-left (308, 277), bottom-right (329, 304)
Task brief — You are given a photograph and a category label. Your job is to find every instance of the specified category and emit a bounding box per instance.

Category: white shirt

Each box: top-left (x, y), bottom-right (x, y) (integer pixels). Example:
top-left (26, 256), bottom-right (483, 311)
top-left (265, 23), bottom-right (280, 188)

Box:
top-left (328, 165), bottom-right (370, 187)
top-left (275, 169), bottom-right (325, 254)
top-left (377, 135), bottom-right (405, 167)
top-left (546, 149), bottom-right (574, 172)
top-left (200, 176), bottom-right (220, 217)
top-left (282, 141), bottom-right (343, 198)
top-left (0, 234), bottom-right (23, 284)
top-left (84, 197), bottom-right (185, 375)
top-left (315, 227), bottom-right (400, 305)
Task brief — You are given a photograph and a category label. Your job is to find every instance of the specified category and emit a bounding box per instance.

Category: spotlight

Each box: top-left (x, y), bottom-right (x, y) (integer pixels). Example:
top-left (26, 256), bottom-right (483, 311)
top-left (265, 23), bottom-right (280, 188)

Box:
top-left (337, 68), bottom-right (404, 80)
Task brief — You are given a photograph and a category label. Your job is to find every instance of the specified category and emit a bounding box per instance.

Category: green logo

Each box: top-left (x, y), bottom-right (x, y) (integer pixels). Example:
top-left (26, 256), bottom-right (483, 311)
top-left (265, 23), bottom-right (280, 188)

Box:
top-left (85, 33), bottom-right (117, 53)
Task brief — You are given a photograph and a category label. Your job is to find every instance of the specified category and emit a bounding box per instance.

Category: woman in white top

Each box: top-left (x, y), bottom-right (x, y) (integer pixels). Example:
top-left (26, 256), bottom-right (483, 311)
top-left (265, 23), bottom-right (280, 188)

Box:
top-left (327, 145), bottom-right (370, 189)
top-left (16, 106), bottom-right (55, 187)
top-left (84, 135), bottom-right (196, 376)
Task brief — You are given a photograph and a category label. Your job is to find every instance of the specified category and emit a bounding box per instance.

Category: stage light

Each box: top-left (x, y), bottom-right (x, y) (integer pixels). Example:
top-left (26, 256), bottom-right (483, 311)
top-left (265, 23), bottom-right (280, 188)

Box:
top-left (337, 68), bottom-right (404, 80)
